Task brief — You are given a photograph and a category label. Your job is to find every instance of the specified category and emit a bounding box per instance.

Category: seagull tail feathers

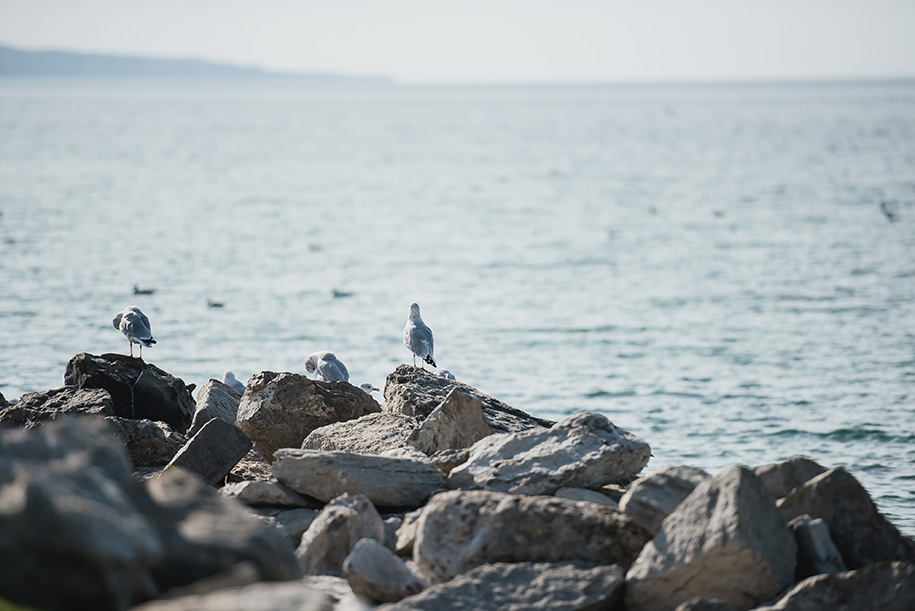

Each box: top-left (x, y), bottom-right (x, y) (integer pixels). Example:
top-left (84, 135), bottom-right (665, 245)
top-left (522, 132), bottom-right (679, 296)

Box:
top-left (424, 354), bottom-right (436, 368)
top-left (141, 337), bottom-right (156, 347)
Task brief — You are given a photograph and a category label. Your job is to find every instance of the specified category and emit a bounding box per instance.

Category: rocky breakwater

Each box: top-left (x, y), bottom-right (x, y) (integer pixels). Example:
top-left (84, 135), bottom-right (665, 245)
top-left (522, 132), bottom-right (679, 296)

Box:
top-left (0, 359), bottom-right (912, 610)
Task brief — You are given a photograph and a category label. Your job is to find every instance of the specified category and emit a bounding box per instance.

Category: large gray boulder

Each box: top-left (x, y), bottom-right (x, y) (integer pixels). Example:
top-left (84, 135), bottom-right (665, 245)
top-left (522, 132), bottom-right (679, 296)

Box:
top-left (448, 412), bottom-right (651, 495)
top-left (221, 480), bottom-right (320, 509)
top-left (296, 493), bottom-right (385, 577)
top-left (754, 456), bottom-right (827, 500)
top-left (302, 412), bottom-right (420, 455)
top-left (619, 465), bottom-right (710, 533)
top-left (65, 352), bottom-right (196, 432)
top-left (343, 538), bottom-right (429, 603)
top-left (414, 489), bottom-right (652, 583)
top-left (163, 418), bottom-right (252, 486)
top-left (383, 365), bottom-right (553, 432)
top-left (752, 561), bottom-right (915, 611)
top-left (189, 379), bottom-right (242, 436)
top-left (777, 467), bottom-right (915, 568)
top-left (0, 386), bottom-right (113, 428)
top-left (378, 561), bottom-right (625, 611)
top-left (406, 387), bottom-right (494, 455)
top-left (236, 372), bottom-right (381, 462)
top-left (273, 449), bottom-right (447, 508)
top-left (625, 466), bottom-right (797, 611)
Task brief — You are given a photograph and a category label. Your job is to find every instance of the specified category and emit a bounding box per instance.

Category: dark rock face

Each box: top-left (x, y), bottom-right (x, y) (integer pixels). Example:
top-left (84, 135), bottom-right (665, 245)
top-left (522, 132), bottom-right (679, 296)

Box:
top-left (105, 416), bottom-right (187, 468)
top-left (164, 418), bottom-right (253, 486)
top-left (383, 365), bottom-right (553, 433)
top-left (64, 353), bottom-right (196, 432)
top-left (0, 386), bottom-right (114, 428)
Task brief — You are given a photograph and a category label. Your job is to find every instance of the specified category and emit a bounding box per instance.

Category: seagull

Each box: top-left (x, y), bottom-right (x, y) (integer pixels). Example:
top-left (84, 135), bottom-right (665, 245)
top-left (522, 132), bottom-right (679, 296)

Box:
top-left (112, 305), bottom-right (156, 358)
top-left (437, 369), bottom-right (456, 380)
top-left (403, 302), bottom-right (436, 368)
top-left (305, 351), bottom-right (350, 382)
top-left (133, 285), bottom-right (155, 295)
top-left (222, 370), bottom-right (246, 394)
top-left (359, 383), bottom-right (380, 394)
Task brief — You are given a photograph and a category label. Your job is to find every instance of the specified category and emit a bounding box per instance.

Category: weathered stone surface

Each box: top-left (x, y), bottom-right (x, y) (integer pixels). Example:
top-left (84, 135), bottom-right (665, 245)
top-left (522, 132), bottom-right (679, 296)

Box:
top-left (0, 386), bottom-right (113, 428)
top-left (226, 448), bottom-right (273, 483)
top-left (144, 468), bottom-right (301, 591)
top-left (189, 379), bottom-right (242, 436)
top-left (273, 449), bottom-right (447, 508)
top-left (406, 387), bottom-right (494, 454)
top-left (164, 418), bottom-right (253, 486)
top-left (674, 599), bottom-right (736, 611)
top-left (344, 538), bottom-right (429, 603)
top-left (132, 580), bottom-right (334, 611)
top-left (383, 515), bottom-right (404, 552)
top-left (0, 389), bottom-right (7, 408)
top-left (221, 480), bottom-right (320, 509)
top-left (249, 507), bottom-right (321, 545)
top-left (302, 412), bottom-right (419, 455)
top-left (754, 456), bottom-right (827, 500)
top-left (448, 412), bottom-right (651, 495)
top-left (236, 372), bottom-right (381, 462)
top-left (65, 352), bottom-right (196, 432)
top-left (378, 561), bottom-right (625, 611)
top-left (752, 561), bottom-right (915, 611)
top-left (106, 416), bottom-right (187, 468)
top-left (777, 467), bottom-right (915, 568)
top-left (789, 515), bottom-right (846, 579)
top-left (555, 486), bottom-right (619, 506)
top-left (383, 365), bottom-right (553, 433)
top-left (619, 465), bottom-right (710, 533)
top-left (414, 490), bottom-right (652, 583)
top-left (395, 509), bottom-right (423, 556)
top-left (297, 493), bottom-right (385, 577)
top-left (427, 448), bottom-right (469, 475)
top-left (625, 466), bottom-right (797, 611)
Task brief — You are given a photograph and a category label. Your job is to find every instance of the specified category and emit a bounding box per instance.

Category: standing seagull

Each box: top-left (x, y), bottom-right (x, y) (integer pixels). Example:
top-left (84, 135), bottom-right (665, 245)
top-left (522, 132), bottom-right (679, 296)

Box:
top-left (305, 351), bottom-right (350, 382)
top-left (403, 302), bottom-right (436, 368)
top-left (112, 305), bottom-right (156, 358)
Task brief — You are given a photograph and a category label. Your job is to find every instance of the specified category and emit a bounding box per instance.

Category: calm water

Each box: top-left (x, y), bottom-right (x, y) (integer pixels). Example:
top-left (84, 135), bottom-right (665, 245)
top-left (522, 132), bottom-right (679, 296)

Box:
top-left (1, 78), bottom-right (913, 533)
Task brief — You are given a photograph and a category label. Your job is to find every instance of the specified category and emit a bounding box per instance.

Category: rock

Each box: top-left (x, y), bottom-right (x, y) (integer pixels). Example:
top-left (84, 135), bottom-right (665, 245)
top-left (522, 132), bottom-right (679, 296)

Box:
top-left (226, 448), bottom-right (273, 483)
top-left (789, 514), bottom-right (846, 579)
top-left (344, 538), bottom-right (429, 603)
top-left (143, 467), bottom-right (301, 591)
top-left (249, 507), bottom-right (321, 545)
top-left (754, 456), bottom-right (827, 499)
top-left (777, 466), bottom-right (915, 568)
top-left (0, 386), bottom-right (113, 428)
top-left (395, 509), bottom-right (423, 556)
top-left (381, 446), bottom-right (430, 461)
top-left (383, 365), bottom-right (553, 432)
top-left (273, 449), bottom-right (447, 508)
top-left (0, 417), bottom-right (162, 610)
top-left (752, 561), bottom-right (915, 611)
top-left (235, 372), bottom-right (381, 462)
top-left (0, 389), bottom-right (7, 408)
top-left (105, 416), bottom-right (187, 468)
top-left (619, 465), bottom-right (710, 533)
top-left (625, 466), bottom-right (797, 611)
top-left (189, 379), bottom-right (242, 436)
top-left (300, 575), bottom-right (356, 603)
top-left (383, 515), bottom-right (404, 552)
top-left (157, 561), bottom-right (261, 599)
top-left (674, 599), bottom-right (736, 611)
top-left (163, 418), bottom-right (253, 486)
top-left (221, 480), bottom-right (320, 509)
top-left (64, 352), bottom-right (196, 432)
top-left (555, 486), bottom-right (619, 506)
top-left (406, 387), bottom-right (494, 454)
top-left (427, 448), bottom-right (469, 475)
top-left (414, 489), bottom-right (652, 583)
top-left (377, 561), bottom-right (625, 611)
top-left (302, 412), bottom-right (419, 455)
top-left (448, 412), bottom-right (651, 495)
top-left (131, 580), bottom-right (334, 611)
top-left (296, 493), bottom-right (385, 577)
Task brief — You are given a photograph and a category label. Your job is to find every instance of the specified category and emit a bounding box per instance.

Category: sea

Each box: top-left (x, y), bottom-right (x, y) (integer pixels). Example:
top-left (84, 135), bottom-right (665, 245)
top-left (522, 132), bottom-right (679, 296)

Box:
top-left (1, 77), bottom-right (913, 534)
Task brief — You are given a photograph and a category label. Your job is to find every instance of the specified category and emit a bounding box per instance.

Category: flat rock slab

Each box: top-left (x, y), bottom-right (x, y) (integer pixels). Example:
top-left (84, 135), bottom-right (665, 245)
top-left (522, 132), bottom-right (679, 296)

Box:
top-left (236, 371), bottom-right (381, 462)
top-left (406, 387), bottom-right (494, 454)
top-left (273, 449), bottom-right (447, 508)
top-left (754, 456), bottom-right (827, 500)
top-left (344, 538), bottom-right (429, 603)
top-left (164, 418), bottom-right (252, 486)
top-left (619, 465), bottom-right (709, 533)
top-left (132, 580), bottom-right (334, 611)
top-left (449, 412), bottom-right (651, 495)
top-left (65, 352), bottom-right (196, 432)
top-left (777, 467), bottom-right (915, 569)
top-left (296, 493), bottom-right (385, 577)
top-left (0, 386), bottom-right (113, 428)
top-left (249, 507), bottom-right (321, 545)
top-left (414, 489), bottom-right (652, 584)
top-left (221, 479), bottom-right (320, 509)
top-left (302, 412), bottom-right (420, 455)
top-left (379, 561), bottom-right (624, 611)
top-left (383, 365), bottom-right (553, 433)
top-left (189, 379), bottom-right (242, 436)
top-left (625, 466), bottom-right (797, 611)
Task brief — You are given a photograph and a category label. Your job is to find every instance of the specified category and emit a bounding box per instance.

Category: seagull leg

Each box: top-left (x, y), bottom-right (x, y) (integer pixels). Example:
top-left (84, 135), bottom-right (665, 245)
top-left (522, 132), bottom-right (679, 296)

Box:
top-left (129, 342), bottom-right (134, 357)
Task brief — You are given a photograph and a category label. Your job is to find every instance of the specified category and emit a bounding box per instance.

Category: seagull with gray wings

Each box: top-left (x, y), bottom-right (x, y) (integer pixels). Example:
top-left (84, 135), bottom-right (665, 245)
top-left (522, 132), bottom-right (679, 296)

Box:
top-left (403, 302), bottom-right (436, 368)
top-left (305, 351), bottom-right (350, 382)
top-left (112, 305), bottom-right (156, 358)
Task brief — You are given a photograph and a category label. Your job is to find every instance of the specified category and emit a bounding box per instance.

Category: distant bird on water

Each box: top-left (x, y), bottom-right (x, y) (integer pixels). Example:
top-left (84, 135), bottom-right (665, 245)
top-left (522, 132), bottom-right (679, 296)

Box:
top-left (133, 285), bottom-right (155, 295)
top-left (207, 298), bottom-right (225, 308)
top-left (305, 351), bottom-right (350, 382)
top-left (113, 305), bottom-right (156, 358)
top-left (222, 370), bottom-right (246, 394)
top-left (880, 201), bottom-right (899, 223)
top-left (403, 302), bottom-right (436, 368)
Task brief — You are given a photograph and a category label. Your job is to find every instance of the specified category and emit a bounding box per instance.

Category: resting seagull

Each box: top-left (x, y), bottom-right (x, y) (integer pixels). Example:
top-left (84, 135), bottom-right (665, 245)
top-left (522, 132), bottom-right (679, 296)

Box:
top-left (403, 302), bottom-right (436, 368)
top-left (222, 370), bottom-right (246, 394)
top-left (113, 305), bottom-right (156, 358)
top-left (305, 351), bottom-right (350, 382)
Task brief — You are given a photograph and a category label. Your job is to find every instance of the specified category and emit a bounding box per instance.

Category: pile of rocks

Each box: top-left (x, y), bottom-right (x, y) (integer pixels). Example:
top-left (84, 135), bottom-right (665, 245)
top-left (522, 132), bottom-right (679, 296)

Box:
top-left (1, 354), bottom-right (913, 610)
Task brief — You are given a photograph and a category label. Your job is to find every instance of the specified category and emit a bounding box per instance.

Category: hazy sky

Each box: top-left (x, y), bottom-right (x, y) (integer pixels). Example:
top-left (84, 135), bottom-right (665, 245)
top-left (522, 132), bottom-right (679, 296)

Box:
top-left (1, 0), bottom-right (913, 82)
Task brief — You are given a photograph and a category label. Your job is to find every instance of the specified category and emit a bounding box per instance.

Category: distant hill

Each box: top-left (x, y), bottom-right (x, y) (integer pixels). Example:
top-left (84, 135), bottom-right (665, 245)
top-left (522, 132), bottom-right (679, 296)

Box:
top-left (0, 44), bottom-right (389, 81)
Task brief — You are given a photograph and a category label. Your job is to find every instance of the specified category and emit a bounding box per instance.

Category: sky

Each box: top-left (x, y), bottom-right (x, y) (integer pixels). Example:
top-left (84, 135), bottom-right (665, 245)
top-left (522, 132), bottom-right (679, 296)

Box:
top-left (1, 0), bottom-right (913, 83)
